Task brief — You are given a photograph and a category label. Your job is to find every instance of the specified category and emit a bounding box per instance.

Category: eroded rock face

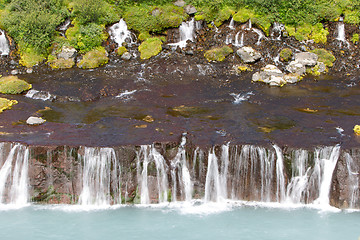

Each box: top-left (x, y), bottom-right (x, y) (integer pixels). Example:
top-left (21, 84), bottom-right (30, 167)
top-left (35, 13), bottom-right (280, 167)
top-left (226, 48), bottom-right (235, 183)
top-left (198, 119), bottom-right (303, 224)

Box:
top-left (236, 46), bottom-right (262, 63)
top-left (294, 52), bottom-right (318, 67)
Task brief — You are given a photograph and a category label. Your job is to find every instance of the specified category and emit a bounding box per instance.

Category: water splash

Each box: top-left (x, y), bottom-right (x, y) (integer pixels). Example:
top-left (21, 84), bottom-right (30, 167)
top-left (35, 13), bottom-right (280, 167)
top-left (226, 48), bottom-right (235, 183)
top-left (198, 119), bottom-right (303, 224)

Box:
top-left (25, 89), bottom-right (54, 101)
top-left (109, 19), bottom-right (135, 47)
top-left (271, 22), bottom-right (285, 40)
top-left (234, 32), bottom-right (244, 47)
top-left (169, 19), bottom-right (195, 48)
top-left (230, 92), bottom-right (253, 104)
top-left (344, 152), bottom-right (359, 209)
top-left (0, 29), bottom-right (10, 56)
top-left (115, 90), bottom-right (137, 101)
top-left (228, 18), bottom-right (235, 30)
top-left (336, 17), bottom-right (350, 48)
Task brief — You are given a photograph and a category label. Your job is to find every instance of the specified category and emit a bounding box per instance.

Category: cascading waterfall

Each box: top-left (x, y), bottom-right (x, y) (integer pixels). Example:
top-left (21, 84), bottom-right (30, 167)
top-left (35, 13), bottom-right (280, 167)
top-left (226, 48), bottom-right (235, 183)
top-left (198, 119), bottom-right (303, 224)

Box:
top-left (344, 152), bottom-right (359, 209)
top-left (233, 32), bottom-right (244, 47)
top-left (169, 19), bottom-right (195, 48)
top-left (271, 22), bottom-right (285, 40)
top-left (228, 17), bottom-right (235, 30)
top-left (274, 145), bottom-right (286, 202)
top-left (78, 147), bottom-right (121, 206)
top-left (336, 17), bottom-right (349, 47)
top-left (0, 144), bottom-right (29, 205)
top-left (0, 29), bottom-right (10, 56)
top-left (109, 19), bottom-right (135, 47)
top-left (204, 148), bottom-right (222, 202)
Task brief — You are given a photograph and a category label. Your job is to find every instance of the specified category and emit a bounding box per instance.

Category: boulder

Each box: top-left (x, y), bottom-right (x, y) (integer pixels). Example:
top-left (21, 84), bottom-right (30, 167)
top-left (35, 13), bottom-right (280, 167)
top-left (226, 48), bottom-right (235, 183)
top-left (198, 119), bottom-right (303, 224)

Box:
top-left (121, 52), bottom-right (132, 60)
top-left (236, 46), bottom-right (261, 63)
top-left (269, 75), bottom-right (286, 86)
top-left (0, 76), bottom-right (32, 94)
top-left (252, 65), bottom-right (285, 86)
top-left (284, 73), bottom-right (301, 84)
top-left (294, 52), bottom-right (318, 66)
top-left (26, 116), bottom-right (46, 125)
top-left (286, 61), bottom-right (306, 75)
top-left (185, 5), bottom-right (197, 15)
top-left (174, 0), bottom-right (186, 7)
top-left (57, 46), bottom-right (77, 60)
top-left (316, 62), bottom-right (326, 73)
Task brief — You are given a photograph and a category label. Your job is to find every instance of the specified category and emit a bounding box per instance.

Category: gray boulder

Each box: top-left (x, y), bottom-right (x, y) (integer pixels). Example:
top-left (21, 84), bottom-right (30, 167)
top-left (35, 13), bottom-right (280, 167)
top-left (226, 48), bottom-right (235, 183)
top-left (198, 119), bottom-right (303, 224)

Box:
top-left (174, 0), bottom-right (186, 7)
top-left (185, 5), bottom-right (197, 15)
top-left (57, 46), bottom-right (77, 60)
top-left (236, 46), bottom-right (262, 63)
top-left (26, 117), bottom-right (46, 125)
top-left (294, 52), bottom-right (318, 67)
top-left (121, 52), bottom-right (132, 60)
top-left (284, 73), bottom-right (301, 84)
top-left (286, 61), bottom-right (306, 75)
top-left (252, 65), bottom-right (285, 86)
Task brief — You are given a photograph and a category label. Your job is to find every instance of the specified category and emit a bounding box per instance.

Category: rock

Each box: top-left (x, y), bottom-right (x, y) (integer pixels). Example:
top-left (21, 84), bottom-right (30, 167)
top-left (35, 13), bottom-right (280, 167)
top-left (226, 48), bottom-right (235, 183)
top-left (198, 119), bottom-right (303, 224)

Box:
top-left (26, 116), bottom-right (46, 125)
top-left (294, 52), bottom-right (318, 66)
top-left (173, 0), bottom-right (186, 7)
top-left (284, 73), bottom-right (301, 84)
top-left (138, 37), bottom-right (162, 60)
top-left (26, 68), bottom-right (33, 74)
top-left (121, 52), bottom-right (132, 60)
top-left (151, 8), bottom-right (160, 17)
top-left (185, 5), bottom-right (197, 15)
top-left (286, 61), bottom-right (306, 75)
top-left (49, 58), bottom-right (75, 69)
top-left (116, 46), bottom-right (127, 56)
top-left (236, 46), bottom-right (261, 63)
top-left (262, 64), bottom-right (283, 75)
top-left (279, 48), bottom-right (293, 62)
top-left (204, 46), bottom-right (233, 62)
top-left (0, 76), bottom-right (32, 94)
top-left (252, 65), bottom-right (285, 87)
top-left (57, 46), bottom-right (77, 60)
top-left (11, 69), bottom-right (19, 75)
top-left (0, 97), bottom-right (18, 113)
top-left (269, 75), bottom-right (286, 86)
top-left (77, 47), bottom-right (109, 69)
top-left (317, 62), bottom-right (326, 73)
top-left (354, 125), bottom-right (360, 135)
top-left (185, 50), bottom-right (194, 55)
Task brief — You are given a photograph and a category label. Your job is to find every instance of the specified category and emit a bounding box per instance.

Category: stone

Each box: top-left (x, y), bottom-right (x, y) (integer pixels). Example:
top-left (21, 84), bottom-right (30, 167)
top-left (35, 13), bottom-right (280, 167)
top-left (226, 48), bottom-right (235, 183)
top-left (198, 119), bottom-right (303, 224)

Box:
top-left (0, 76), bottom-right (32, 94)
top-left (286, 61), bottom-right (306, 75)
top-left (121, 52), bottom-right (132, 60)
top-left (316, 62), bottom-right (326, 73)
top-left (252, 65), bottom-right (285, 86)
top-left (57, 46), bottom-right (77, 60)
top-left (262, 64), bottom-right (283, 75)
top-left (354, 125), bottom-right (360, 135)
top-left (26, 68), bottom-right (33, 74)
top-left (185, 5), bottom-right (197, 15)
top-left (173, 0), bottom-right (186, 7)
top-left (284, 73), bottom-right (301, 84)
top-left (269, 75), bottom-right (286, 86)
top-left (294, 52), bottom-right (318, 66)
top-left (185, 50), bottom-right (194, 55)
top-left (11, 69), bottom-right (19, 75)
top-left (26, 116), bottom-right (46, 125)
top-left (151, 8), bottom-right (160, 17)
top-left (77, 47), bottom-right (109, 69)
top-left (236, 46), bottom-right (261, 63)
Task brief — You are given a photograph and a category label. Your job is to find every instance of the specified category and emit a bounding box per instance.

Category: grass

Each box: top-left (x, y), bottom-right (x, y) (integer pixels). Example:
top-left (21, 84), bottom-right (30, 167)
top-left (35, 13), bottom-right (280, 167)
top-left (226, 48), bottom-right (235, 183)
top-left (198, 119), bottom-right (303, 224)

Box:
top-left (138, 37), bottom-right (162, 59)
top-left (0, 76), bottom-right (32, 94)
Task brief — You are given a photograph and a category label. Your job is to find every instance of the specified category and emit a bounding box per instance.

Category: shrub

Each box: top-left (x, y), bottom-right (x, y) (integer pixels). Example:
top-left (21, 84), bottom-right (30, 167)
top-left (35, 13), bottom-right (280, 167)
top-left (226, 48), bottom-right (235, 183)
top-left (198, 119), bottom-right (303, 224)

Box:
top-left (279, 48), bottom-right (292, 62)
top-left (310, 48), bottom-right (336, 67)
top-left (204, 46), bottom-right (233, 62)
top-left (138, 37), bottom-right (162, 59)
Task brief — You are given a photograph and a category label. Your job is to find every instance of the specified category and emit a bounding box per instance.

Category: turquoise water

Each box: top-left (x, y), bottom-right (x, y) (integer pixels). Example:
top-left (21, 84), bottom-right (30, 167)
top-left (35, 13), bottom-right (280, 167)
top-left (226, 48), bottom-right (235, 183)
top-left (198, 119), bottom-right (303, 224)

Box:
top-left (0, 203), bottom-right (359, 240)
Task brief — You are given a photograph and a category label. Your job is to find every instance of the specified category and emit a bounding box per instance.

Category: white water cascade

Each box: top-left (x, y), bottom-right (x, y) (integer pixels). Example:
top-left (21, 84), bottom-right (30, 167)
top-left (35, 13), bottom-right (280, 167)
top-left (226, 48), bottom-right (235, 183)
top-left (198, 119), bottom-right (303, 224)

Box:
top-left (271, 22), bottom-right (285, 40)
top-left (78, 147), bottom-right (121, 206)
top-left (233, 32), bottom-right (244, 47)
top-left (0, 143), bottom-right (29, 205)
top-left (336, 17), bottom-right (349, 47)
top-left (109, 19), bottom-right (135, 47)
top-left (169, 19), bottom-right (195, 48)
top-left (344, 152), bottom-right (359, 209)
top-left (228, 17), bottom-right (235, 30)
top-left (0, 29), bottom-right (10, 56)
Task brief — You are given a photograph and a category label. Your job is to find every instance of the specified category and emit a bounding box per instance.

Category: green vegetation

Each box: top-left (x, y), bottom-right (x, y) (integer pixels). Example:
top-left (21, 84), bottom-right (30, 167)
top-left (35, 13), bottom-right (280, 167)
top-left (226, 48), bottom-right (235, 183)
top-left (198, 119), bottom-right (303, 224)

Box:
top-left (351, 33), bottom-right (359, 43)
top-left (280, 48), bottom-right (293, 62)
top-left (77, 47), bottom-right (109, 68)
top-left (138, 37), bottom-right (162, 59)
top-left (116, 46), bottom-right (127, 56)
top-left (310, 48), bottom-right (336, 67)
top-left (204, 46), bottom-right (233, 62)
top-left (285, 23), bottom-right (329, 43)
top-left (0, 76), bottom-right (32, 94)
top-left (48, 56), bottom-right (75, 69)
top-left (0, 97), bottom-right (18, 113)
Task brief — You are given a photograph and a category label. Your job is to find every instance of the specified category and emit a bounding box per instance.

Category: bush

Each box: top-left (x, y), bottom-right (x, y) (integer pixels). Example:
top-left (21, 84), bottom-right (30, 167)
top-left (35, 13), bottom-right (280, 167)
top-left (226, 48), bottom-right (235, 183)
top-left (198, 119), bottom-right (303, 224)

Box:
top-left (310, 48), bottom-right (336, 67)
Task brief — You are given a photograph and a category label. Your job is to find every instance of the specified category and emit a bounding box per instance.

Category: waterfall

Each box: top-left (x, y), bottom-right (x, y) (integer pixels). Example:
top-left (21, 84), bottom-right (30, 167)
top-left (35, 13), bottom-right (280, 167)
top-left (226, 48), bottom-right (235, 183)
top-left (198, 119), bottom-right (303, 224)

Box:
top-left (0, 30), bottom-right (10, 56)
top-left (312, 146), bottom-right (341, 206)
top-left (78, 147), bottom-right (121, 206)
top-left (136, 145), bottom-right (169, 204)
top-left (234, 32), bottom-right (244, 47)
top-left (274, 145), bottom-right (286, 202)
top-left (169, 19), bottom-right (195, 48)
top-left (344, 152), bottom-right (359, 209)
top-left (271, 22), bottom-right (285, 40)
top-left (204, 148), bottom-right (222, 202)
top-left (228, 18), bottom-right (235, 30)
top-left (252, 28), bottom-right (265, 45)
top-left (0, 144), bottom-right (29, 205)
top-left (336, 17), bottom-right (349, 47)
top-left (109, 19), bottom-right (135, 47)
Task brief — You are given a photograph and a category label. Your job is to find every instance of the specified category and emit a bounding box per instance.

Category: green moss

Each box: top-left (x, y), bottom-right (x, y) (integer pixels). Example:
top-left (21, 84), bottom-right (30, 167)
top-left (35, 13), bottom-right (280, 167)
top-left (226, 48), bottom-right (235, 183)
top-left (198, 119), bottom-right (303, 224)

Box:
top-left (310, 48), bottom-right (336, 67)
top-left (48, 57), bottom-right (75, 69)
top-left (204, 46), bottom-right (233, 62)
top-left (344, 10), bottom-right (360, 25)
top-left (0, 97), bottom-right (18, 113)
top-left (18, 45), bottom-right (45, 67)
top-left (232, 8), bottom-right (270, 35)
top-left (351, 33), bottom-right (359, 44)
top-left (0, 76), bottom-right (32, 94)
top-left (138, 32), bottom-right (151, 41)
top-left (194, 14), bottom-right (205, 21)
top-left (77, 47), bottom-right (109, 69)
top-left (280, 48), bottom-right (293, 62)
top-left (309, 23), bottom-right (329, 44)
top-left (116, 46), bottom-right (127, 56)
top-left (286, 23), bottom-right (328, 43)
top-left (213, 6), bottom-right (235, 27)
top-left (138, 37), bottom-right (162, 59)
top-left (233, 8), bottom-right (255, 23)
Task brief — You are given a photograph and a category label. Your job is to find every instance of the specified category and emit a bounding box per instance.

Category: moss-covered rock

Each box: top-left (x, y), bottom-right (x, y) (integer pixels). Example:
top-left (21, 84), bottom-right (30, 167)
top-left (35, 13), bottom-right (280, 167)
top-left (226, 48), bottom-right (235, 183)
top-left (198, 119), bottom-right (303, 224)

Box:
top-left (204, 46), bottom-right (233, 62)
top-left (77, 47), bottom-right (109, 69)
top-left (351, 33), bottom-right (359, 44)
top-left (19, 46), bottom-right (45, 68)
top-left (233, 8), bottom-right (255, 23)
top-left (232, 8), bottom-right (271, 34)
top-left (280, 48), bottom-right (293, 62)
top-left (285, 23), bottom-right (328, 44)
top-left (310, 48), bottom-right (336, 67)
top-left (48, 56), bottom-right (75, 69)
top-left (354, 125), bottom-right (360, 135)
top-left (116, 46), bottom-right (127, 56)
top-left (0, 98), bottom-right (18, 113)
top-left (0, 76), bottom-right (32, 94)
top-left (139, 37), bottom-right (162, 59)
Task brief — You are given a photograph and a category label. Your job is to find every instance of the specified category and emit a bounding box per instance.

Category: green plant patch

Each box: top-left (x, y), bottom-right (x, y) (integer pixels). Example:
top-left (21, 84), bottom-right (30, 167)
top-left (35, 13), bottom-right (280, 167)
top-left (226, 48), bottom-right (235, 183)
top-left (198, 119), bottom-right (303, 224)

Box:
top-left (77, 47), bottom-right (108, 69)
top-left (204, 46), bottom-right (233, 62)
top-left (138, 37), bottom-right (162, 59)
top-left (116, 46), bottom-right (127, 56)
top-left (286, 23), bottom-right (328, 43)
top-left (48, 57), bottom-right (75, 69)
top-left (280, 48), bottom-right (292, 62)
top-left (310, 48), bottom-right (336, 67)
top-left (0, 97), bottom-right (18, 113)
top-left (0, 76), bottom-right (32, 94)
top-left (351, 33), bottom-right (359, 44)
top-left (18, 45), bottom-right (45, 67)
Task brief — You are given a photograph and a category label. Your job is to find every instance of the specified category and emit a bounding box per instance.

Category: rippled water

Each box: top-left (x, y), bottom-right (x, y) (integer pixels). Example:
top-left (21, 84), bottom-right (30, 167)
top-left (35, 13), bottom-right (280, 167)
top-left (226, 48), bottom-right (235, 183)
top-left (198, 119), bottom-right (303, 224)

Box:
top-left (0, 202), bottom-right (359, 240)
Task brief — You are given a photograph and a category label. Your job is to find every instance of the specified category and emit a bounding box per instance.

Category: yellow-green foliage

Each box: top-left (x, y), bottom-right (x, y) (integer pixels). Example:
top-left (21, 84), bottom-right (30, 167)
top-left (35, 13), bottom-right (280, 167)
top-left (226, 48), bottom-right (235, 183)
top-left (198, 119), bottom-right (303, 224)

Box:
top-left (138, 32), bottom-right (151, 41)
top-left (194, 14), bottom-right (205, 21)
top-left (212, 6), bottom-right (235, 27)
top-left (344, 10), bottom-right (360, 24)
top-left (0, 76), bottom-right (32, 94)
top-left (0, 97), bottom-right (18, 113)
top-left (286, 23), bottom-right (328, 43)
top-left (123, 4), bottom-right (186, 34)
top-left (138, 37), bottom-right (162, 59)
top-left (351, 33), bottom-right (359, 43)
top-left (310, 48), bottom-right (336, 67)
top-left (233, 8), bottom-right (255, 23)
top-left (233, 8), bottom-right (271, 34)
top-left (18, 45), bottom-right (45, 67)
top-left (48, 57), bottom-right (75, 69)
top-left (204, 46), bottom-right (233, 62)
top-left (354, 125), bottom-right (360, 135)
top-left (77, 47), bottom-right (108, 69)
top-left (280, 48), bottom-right (292, 62)
top-left (116, 46), bottom-right (127, 56)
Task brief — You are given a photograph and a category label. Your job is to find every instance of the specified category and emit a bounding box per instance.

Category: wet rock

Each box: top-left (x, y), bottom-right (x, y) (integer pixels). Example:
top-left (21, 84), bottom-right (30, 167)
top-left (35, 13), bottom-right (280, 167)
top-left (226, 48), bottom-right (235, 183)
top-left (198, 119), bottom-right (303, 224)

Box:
top-left (0, 75), bottom-right (32, 94)
top-left (317, 62), bottom-right (326, 73)
top-left (57, 46), bottom-right (77, 60)
top-left (294, 52), bottom-right (318, 67)
top-left (286, 61), bottom-right (306, 75)
top-left (284, 73), bottom-right (301, 84)
top-left (252, 65), bottom-right (285, 86)
top-left (26, 68), bottom-right (33, 74)
top-left (173, 0), bottom-right (186, 7)
top-left (185, 5), bottom-right (197, 15)
top-left (204, 46), bottom-right (233, 62)
top-left (77, 47), bottom-right (109, 69)
top-left (236, 46), bottom-right (261, 63)
top-left (26, 116), bottom-right (46, 125)
top-left (121, 52), bottom-right (132, 60)
top-left (185, 50), bottom-right (194, 55)
top-left (11, 69), bottom-right (19, 75)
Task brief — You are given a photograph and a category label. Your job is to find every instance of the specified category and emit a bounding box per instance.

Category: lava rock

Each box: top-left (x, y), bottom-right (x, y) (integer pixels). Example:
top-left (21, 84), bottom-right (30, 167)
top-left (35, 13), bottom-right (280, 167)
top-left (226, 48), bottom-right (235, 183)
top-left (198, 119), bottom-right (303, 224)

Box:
top-left (26, 116), bottom-right (46, 125)
top-left (57, 46), bottom-right (77, 60)
top-left (121, 52), bottom-right (132, 60)
top-left (236, 46), bottom-right (261, 63)
top-left (294, 52), bottom-right (318, 67)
